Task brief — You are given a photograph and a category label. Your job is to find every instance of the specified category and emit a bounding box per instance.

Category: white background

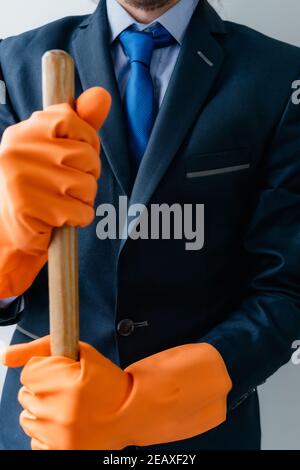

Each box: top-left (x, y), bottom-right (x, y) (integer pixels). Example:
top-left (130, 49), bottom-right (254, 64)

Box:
top-left (0, 0), bottom-right (300, 450)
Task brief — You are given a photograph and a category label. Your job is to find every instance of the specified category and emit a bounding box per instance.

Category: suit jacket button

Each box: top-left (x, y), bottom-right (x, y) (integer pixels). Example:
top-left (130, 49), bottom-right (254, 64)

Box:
top-left (117, 319), bottom-right (135, 337)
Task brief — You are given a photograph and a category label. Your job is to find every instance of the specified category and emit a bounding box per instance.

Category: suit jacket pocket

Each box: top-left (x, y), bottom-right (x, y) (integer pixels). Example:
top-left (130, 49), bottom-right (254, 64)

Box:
top-left (186, 148), bottom-right (251, 179)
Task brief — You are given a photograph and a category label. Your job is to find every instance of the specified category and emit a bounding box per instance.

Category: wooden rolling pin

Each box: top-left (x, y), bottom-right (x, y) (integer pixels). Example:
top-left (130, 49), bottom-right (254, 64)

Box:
top-left (42, 50), bottom-right (79, 360)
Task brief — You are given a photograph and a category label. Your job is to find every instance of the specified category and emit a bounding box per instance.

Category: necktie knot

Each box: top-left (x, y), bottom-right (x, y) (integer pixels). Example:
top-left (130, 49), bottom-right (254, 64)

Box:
top-left (119, 30), bottom-right (154, 67)
top-left (119, 23), bottom-right (177, 67)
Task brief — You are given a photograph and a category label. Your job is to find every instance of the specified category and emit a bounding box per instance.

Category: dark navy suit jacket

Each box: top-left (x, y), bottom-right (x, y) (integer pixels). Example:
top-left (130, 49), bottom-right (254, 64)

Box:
top-left (1, 0), bottom-right (300, 450)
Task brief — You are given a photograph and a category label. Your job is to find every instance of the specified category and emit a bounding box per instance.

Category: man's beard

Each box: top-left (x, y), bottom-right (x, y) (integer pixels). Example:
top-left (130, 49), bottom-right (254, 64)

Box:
top-left (123, 0), bottom-right (175, 11)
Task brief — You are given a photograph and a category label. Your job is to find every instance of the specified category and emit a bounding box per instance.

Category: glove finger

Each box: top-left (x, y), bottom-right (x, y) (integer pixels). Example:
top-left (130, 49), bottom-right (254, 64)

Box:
top-left (41, 197), bottom-right (95, 228)
top-left (31, 439), bottom-right (50, 450)
top-left (20, 411), bottom-right (49, 450)
top-left (20, 408), bottom-right (37, 422)
top-left (18, 385), bottom-right (68, 422)
top-left (20, 409), bottom-right (38, 438)
top-left (8, 194), bottom-right (94, 255)
top-left (16, 161), bottom-right (99, 206)
top-left (60, 169), bottom-right (98, 205)
top-left (30, 104), bottom-right (100, 150)
top-left (55, 140), bottom-right (101, 179)
top-left (20, 356), bottom-right (79, 394)
top-left (76, 87), bottom-right (112, 131)
top-left (1, 336), bottom-right (50, 368)
top-left (2, 138), bottom-right (101, 182)
top-left (31, 438), bottom-right (50, 451)
top-left (18, 387), bottom-right (36, 414)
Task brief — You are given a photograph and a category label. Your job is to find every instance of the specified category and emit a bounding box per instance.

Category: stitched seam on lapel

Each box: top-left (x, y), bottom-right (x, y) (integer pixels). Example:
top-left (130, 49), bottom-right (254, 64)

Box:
top-left (187, 163), bottom-right (250, 178)
top-left (16, 325), bottom-right (40, 340)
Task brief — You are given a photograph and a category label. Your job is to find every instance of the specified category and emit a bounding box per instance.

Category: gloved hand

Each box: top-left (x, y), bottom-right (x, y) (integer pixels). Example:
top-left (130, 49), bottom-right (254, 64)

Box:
top-left (1, 336), bottom-right (232, 450)
top-left (0, 87), bottom-right (111, 297)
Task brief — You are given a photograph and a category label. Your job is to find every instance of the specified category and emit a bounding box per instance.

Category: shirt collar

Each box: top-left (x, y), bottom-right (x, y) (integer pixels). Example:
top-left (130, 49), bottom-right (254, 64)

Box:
top-left (107, 0), bottom-right (200, 45)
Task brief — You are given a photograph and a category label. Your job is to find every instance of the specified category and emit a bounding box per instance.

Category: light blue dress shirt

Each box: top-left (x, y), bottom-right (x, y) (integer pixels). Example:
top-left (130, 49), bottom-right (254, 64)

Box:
top-left (0, 0), bottom-right (200, 308)
top-left (107, 0), bottom-right (200, 107)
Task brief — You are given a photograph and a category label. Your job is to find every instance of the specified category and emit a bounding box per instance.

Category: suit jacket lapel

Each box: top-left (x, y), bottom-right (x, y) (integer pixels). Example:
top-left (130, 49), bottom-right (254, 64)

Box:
top-left (129, 0), bottom-right (227, 208)
top-left (71, 0), bottom-right (132, 196)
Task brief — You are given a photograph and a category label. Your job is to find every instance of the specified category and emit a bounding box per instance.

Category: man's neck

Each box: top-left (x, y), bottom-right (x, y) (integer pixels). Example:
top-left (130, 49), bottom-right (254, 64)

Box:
top-left (117, 0), bottom-right (179, 24)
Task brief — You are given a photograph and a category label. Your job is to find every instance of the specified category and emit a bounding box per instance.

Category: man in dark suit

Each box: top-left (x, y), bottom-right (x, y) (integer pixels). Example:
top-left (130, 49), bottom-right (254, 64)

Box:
top-left (0, 0), bottom-right (300, 450)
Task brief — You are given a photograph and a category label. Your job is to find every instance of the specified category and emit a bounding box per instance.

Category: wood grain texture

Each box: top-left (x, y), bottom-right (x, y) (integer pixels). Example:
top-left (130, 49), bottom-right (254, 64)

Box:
top-left (42, 51), bottom-right (79, 360)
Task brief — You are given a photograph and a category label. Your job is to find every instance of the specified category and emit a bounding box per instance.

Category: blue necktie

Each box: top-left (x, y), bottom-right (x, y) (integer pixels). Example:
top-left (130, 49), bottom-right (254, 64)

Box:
top-left (119, 24), bottom-right (177, 166)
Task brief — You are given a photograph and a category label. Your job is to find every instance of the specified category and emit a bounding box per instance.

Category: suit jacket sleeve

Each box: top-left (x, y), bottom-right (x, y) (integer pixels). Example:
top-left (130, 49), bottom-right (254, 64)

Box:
top-left (0, 41), bottom-right (19, 133)
top-left (0, 40), bottom-right (24, 325)
top-left (201, 84), bottom-right (300, 410)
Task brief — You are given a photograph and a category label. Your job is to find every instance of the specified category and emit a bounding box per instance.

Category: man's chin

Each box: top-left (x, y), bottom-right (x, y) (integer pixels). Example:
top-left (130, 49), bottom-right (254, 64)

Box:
top-left (122, 0), bottom-right (174, 11)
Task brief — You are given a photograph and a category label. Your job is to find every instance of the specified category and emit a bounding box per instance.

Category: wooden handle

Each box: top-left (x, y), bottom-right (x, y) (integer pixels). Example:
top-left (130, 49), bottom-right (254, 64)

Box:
top-left (42, 50), bottom-right (79, 360)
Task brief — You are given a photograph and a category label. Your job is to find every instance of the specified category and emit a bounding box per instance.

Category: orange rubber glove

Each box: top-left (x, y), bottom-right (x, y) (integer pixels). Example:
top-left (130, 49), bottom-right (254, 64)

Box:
top-left (0, 88), bottom-right (111, 297)
top-left (1, 336), bottom-right (232, 450)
